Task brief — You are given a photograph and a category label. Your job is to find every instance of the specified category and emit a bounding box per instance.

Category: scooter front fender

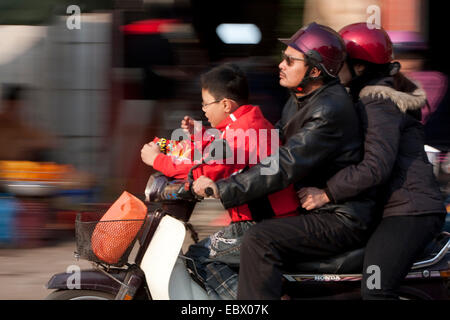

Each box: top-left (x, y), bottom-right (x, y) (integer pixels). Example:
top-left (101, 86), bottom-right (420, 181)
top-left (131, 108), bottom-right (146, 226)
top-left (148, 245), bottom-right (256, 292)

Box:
top-left (46, 269), bottom-right (127, 296)
top-left (140, 214), bottom-right (188, 299)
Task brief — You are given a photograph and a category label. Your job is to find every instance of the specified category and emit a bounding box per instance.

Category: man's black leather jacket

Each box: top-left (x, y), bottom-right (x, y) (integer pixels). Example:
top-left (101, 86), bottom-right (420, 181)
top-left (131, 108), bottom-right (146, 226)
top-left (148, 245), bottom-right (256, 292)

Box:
top-left (216, 79), bottom-right (377, 228)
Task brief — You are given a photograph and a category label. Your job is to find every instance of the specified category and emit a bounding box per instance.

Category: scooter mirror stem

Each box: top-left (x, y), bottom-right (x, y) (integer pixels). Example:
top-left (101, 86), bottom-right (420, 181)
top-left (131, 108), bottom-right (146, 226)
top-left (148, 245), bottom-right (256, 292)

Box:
top-left (187, 151), bottom-right (218, 200)
top-left (187, 138), bottom-right (230, 195)
top-left (187, 163), bottom-right (205, 201)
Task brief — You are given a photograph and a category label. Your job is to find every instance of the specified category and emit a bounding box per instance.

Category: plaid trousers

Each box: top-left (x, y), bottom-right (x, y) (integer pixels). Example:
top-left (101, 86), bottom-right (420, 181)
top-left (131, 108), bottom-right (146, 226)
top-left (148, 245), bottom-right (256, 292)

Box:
top-left (185, 220), bottom-right (255, 300)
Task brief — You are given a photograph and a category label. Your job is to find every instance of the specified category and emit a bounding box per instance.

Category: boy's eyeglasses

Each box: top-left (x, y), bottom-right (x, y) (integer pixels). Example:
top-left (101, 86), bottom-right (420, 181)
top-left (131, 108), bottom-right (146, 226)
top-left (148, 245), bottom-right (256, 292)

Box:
top-left (201, 100), bottom-right (221, 110)
top-left (281, 51), bottom-right (305, 66)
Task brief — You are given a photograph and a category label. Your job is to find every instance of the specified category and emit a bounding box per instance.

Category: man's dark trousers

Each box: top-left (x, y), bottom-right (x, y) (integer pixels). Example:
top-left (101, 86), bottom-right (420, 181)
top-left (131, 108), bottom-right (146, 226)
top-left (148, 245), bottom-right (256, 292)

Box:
top-left (237, 211), bottom-right (369, 299)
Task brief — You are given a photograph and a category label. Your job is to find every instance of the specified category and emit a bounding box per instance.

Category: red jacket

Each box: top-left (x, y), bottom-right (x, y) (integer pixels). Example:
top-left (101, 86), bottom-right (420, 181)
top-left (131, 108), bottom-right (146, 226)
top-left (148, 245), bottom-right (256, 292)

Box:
top-left (153, 105), bottom-right (299, 222)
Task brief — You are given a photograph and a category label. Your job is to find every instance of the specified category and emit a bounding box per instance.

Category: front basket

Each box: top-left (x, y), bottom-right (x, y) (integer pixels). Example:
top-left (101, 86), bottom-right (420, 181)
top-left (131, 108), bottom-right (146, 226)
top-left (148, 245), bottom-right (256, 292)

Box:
top-left (75, 211), bottom-right (145, 267)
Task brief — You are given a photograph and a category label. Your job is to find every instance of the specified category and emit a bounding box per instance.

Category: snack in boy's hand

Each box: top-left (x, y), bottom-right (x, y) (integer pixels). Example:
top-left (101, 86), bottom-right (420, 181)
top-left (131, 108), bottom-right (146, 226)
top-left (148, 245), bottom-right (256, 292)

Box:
top-left (153, 137), bottom-right (192, 160)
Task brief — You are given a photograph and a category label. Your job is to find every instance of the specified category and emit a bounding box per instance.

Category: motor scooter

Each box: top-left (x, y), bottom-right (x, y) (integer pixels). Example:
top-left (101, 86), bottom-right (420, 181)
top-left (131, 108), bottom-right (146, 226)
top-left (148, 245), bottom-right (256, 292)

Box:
top-left (45, 167), bottom-right (450, 300)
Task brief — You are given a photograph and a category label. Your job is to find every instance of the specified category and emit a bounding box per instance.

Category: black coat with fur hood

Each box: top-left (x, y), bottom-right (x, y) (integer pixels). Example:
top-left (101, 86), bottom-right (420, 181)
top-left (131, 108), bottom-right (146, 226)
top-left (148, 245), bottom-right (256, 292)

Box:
top-left (325, 77), bottom-right (446, 218)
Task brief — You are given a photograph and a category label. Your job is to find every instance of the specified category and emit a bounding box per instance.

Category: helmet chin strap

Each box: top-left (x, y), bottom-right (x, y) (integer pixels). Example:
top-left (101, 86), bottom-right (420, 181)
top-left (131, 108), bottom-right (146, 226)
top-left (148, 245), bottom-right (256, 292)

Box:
top-left (292, 65), bottom-right (314, 94)
top-left (292, 65), bottom-right (323, 94)
top-left (347, 60), bottom-right (400, 100)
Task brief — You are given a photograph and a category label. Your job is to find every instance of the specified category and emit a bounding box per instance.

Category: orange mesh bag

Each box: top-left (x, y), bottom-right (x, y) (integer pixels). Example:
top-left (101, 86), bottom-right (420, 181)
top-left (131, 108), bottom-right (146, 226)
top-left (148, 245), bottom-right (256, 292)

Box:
top-left (91, 191), bottom-right (147, 264)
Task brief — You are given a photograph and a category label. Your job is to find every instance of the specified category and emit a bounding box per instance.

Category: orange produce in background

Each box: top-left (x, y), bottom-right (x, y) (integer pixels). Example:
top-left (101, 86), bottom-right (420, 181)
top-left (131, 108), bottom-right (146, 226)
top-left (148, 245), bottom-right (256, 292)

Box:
top-left (0, 161), bottom-right (74, 182)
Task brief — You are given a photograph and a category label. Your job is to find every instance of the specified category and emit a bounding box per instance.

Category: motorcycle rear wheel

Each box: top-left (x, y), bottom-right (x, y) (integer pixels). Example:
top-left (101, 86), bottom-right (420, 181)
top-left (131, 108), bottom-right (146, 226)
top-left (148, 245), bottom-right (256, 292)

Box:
top-left (45, 289), bottom-right (115, 300)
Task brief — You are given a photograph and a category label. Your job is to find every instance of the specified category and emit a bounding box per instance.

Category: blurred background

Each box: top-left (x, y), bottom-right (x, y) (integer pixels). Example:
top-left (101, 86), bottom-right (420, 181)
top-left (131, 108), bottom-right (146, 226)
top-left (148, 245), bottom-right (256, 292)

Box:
top-left (0, 0), bottom-right (449, 299)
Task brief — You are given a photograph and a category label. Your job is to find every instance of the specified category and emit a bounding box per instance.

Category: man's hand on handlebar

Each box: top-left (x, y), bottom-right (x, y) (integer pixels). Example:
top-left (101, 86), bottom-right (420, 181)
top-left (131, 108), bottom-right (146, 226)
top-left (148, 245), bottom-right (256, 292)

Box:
top-left (141, 141), bottom-right (161, 167)
top-left (193, 176), bottom-right (219, 199)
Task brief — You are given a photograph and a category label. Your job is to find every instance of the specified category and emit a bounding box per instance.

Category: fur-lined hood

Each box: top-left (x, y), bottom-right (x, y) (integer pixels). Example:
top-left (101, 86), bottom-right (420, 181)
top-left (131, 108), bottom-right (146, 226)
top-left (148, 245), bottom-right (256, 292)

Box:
top-left (359, 84), bottom-right (427, 113)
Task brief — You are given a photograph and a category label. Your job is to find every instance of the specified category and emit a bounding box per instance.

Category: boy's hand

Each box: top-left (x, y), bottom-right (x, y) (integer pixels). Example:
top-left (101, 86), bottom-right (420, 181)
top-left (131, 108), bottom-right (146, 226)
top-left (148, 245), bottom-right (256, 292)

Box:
top-left (181, 116), bottom-right (195, 136)
top-left (141, 142), bottom-right (161, 167)
top-left (297, 187), bottom-right (330, 211)
top-left (193, 176), bottom-right (219, 199)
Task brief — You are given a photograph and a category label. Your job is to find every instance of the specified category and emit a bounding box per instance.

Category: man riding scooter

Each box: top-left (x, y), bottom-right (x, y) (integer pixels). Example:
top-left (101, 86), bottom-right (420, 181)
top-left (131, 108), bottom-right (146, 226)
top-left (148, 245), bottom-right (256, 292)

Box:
top-left (298, 22), bottom-right (447, 300)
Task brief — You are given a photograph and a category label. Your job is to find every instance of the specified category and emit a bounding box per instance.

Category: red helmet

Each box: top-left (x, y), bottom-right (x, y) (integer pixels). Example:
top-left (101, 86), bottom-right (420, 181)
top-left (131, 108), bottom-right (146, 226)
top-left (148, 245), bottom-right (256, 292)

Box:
top-left (339, 22), bottom-right (393, 64)
top-left (279, 22), bottom-right (346, 77)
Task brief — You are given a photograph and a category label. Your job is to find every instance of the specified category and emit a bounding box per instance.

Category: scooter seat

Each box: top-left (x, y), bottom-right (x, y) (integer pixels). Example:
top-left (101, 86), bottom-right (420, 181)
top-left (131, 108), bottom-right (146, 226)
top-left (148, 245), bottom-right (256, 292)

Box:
top-left (417, 232), bottom-right (450, 259)
top-left (283, 232), bottom-right (450, 275)
top-left (285, 247), bottom-right (365, 274)
top-left (412, 231), bottom-right (450, 269)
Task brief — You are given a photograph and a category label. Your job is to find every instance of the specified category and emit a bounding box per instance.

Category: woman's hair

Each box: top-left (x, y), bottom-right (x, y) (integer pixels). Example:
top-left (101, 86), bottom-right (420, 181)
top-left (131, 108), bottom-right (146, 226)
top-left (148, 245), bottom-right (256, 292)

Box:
top-left (348, 59), bottom-right (422, 120)
top-left (348, 59), bottom-right (418, 97)
top-left (392, 71), bottom-right (419, 93)
top-left (200, 63), bottom-right (249, 106)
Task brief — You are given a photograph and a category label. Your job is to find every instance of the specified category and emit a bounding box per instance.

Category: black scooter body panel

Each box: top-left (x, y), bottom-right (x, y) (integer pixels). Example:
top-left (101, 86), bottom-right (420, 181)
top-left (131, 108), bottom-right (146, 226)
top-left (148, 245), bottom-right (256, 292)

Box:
top-left (46, 269), bottom-right (127, 295)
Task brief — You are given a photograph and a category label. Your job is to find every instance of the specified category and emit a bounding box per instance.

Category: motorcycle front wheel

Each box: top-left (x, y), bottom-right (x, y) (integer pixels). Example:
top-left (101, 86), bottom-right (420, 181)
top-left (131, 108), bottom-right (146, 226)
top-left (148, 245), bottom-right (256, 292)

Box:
top-left (45, 289), bottom-right (115, 300)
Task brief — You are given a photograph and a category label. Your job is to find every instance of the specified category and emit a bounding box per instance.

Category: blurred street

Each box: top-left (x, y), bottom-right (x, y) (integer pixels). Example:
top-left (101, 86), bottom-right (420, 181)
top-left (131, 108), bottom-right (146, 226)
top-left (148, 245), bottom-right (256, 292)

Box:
top-left (0, 199), bottom-right (228, 300)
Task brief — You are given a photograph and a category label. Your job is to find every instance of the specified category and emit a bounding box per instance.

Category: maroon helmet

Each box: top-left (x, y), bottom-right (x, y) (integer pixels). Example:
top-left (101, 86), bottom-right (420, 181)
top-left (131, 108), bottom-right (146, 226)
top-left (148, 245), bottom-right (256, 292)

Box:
top-left (279, 22), bottom-right (346, 77)
top-left (339, 22), bottom-right (393, 64)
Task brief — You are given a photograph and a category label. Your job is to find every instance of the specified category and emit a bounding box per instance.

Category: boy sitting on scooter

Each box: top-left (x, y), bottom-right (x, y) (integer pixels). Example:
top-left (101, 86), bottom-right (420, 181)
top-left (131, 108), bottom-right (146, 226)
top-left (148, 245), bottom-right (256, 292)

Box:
top-left (140, 63), bottom-right (299, 300)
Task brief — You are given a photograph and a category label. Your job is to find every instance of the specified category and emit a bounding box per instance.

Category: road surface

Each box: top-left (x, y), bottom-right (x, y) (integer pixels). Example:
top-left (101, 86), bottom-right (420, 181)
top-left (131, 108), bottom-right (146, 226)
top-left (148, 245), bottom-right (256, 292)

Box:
top-left (0, 199), bottom-right (228, 300)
